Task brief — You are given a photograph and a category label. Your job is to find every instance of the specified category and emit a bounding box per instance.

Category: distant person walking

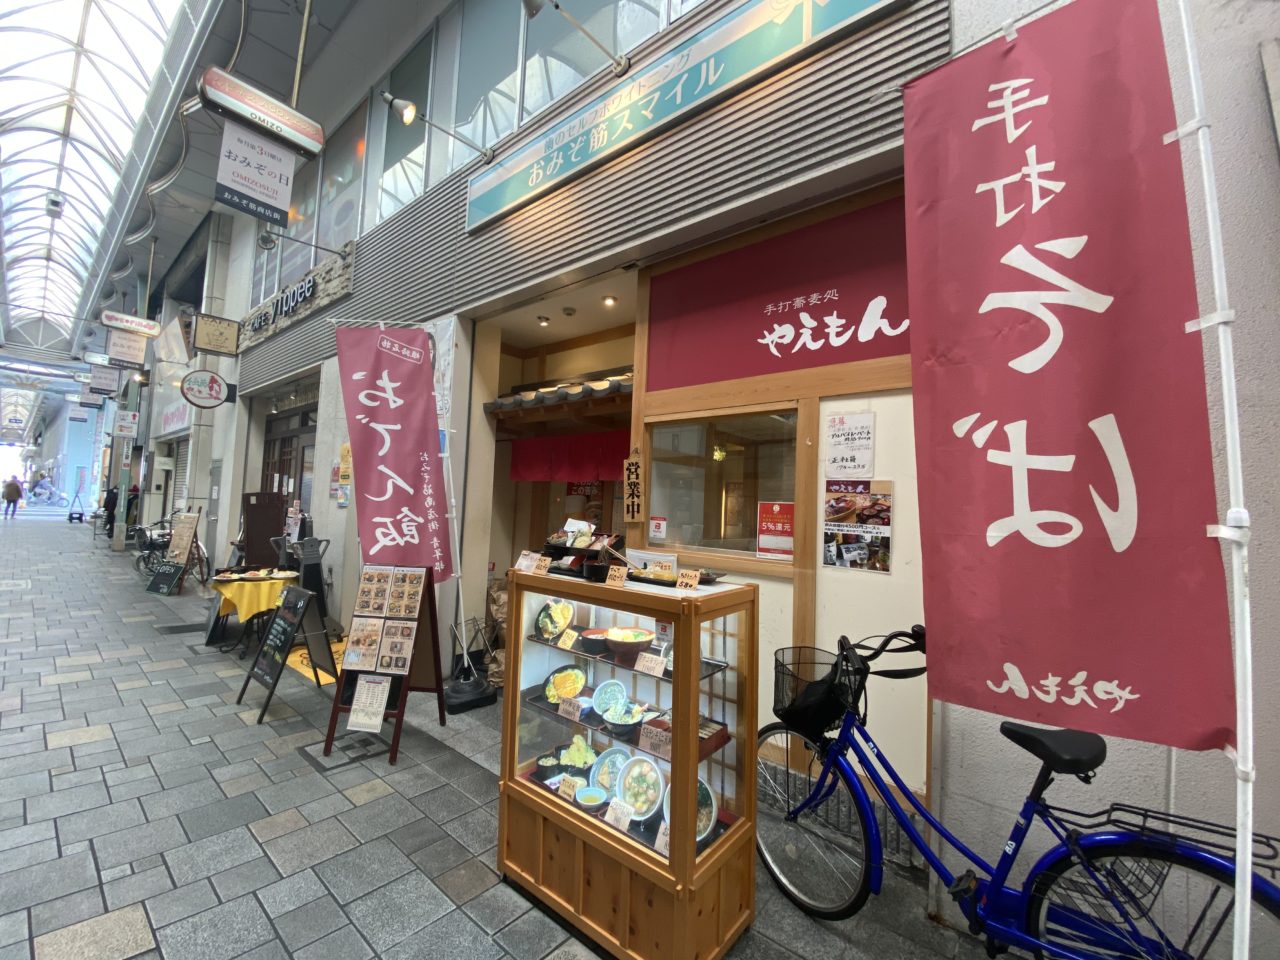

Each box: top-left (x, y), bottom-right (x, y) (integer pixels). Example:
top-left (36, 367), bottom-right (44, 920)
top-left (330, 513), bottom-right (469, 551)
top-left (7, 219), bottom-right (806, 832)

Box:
top-left (102, 486), bottom-right (119, 538)
top-left (2, 476), bottom-right (22, 519)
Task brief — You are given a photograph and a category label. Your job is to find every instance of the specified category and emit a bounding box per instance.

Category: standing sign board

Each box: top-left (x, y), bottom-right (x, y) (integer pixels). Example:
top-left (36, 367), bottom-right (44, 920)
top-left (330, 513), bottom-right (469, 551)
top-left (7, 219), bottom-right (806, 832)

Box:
top-left (336, 328), bottom-right (453, 578)
top-left (106, 328), bottom-right (147, 370)
top-left (89, 366), bottom-right (119, 397)
top-left (903, 0), bottom-right (1233, 749)
top-left (193, 314), bottom-right (241, 357)
top-left (166, 512), bottom-right (199, 563)
top-left (146, 561), bottom-right (186, 596)
top-left (215, 119), bottom-right (295, 226)
top-left (237, 586), bottom-right (313, 723)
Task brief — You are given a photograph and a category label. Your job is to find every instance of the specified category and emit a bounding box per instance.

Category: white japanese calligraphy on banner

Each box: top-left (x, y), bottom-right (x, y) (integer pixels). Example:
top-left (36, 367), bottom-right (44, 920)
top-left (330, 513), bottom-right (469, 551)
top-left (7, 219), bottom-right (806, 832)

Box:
top-left (337, 328), bottom-right (454, 578)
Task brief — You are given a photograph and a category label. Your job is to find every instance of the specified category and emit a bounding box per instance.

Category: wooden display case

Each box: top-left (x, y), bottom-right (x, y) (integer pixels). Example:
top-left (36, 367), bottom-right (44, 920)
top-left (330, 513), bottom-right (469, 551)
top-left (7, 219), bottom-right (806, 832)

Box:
top-left (499, 571), bottom-right (758, 960)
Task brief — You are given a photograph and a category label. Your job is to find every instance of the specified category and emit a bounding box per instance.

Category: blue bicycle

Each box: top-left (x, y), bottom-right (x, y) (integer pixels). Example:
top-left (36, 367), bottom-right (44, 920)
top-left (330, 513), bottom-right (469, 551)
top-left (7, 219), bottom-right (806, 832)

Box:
top-left (755, 629), bottom-right (1280, 959)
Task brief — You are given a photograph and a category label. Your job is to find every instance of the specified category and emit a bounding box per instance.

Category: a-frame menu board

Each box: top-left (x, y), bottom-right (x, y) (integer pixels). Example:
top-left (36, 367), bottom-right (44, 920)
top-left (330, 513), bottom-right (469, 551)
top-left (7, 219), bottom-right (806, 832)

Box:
top-left (322, 565), bottom-right (446, 764)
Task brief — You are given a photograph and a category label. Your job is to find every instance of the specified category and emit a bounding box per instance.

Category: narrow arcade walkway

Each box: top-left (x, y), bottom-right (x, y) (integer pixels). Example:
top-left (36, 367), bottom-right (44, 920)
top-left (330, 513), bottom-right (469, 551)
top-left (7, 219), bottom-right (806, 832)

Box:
top-left (0, 512), bottom-right (982, 960)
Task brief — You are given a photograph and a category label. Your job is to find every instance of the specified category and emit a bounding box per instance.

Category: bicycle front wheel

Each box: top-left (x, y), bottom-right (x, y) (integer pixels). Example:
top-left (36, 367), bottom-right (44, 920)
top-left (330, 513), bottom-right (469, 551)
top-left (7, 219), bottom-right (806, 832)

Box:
top-left (1028, 840), bottom-right (1280, 959)
top-left (755, 722), bottom-right (872, 919)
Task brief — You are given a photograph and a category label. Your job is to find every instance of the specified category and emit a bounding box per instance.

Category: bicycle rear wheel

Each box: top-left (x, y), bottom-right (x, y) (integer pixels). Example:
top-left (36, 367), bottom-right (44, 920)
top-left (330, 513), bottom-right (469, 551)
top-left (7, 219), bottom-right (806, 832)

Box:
top-left (1027, 840), bottom-right (1280, 959)
top-left (755, 722), bottom-right (872, 919)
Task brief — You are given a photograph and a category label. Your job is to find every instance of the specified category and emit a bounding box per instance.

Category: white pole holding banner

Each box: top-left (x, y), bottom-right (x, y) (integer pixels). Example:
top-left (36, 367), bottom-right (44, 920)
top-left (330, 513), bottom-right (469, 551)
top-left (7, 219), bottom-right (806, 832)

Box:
top-left (1168, 0), bottom-right (1256, 955)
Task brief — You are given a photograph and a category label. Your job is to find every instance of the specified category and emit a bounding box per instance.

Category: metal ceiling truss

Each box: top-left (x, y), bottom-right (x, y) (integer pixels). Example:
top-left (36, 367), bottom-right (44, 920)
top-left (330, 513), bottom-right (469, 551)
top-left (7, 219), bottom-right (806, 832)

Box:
top-left (0, 0), bottom-right (222, 356)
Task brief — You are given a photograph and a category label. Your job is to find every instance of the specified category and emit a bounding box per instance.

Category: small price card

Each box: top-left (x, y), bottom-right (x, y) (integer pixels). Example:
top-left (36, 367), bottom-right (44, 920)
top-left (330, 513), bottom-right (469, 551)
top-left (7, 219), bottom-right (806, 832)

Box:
top-left (558, 697), bottom-right (588, 722)
top-left (639, 723), bottom-right (673, 760)
top-left (604, 797), bottom-right (634, 830)
top-left (656, 620), bottom-right (674, 645)
top-left (556, 628), bottom-right (578, 650)
top-left (514, 550), bottom-right (540, 573)
top-left (676, 569), bottom-right (700, 590)
top-left (651, 560), bottom-right (674, 573)
top-left (655, 820), bottom-right (671, 857)
top-left (605, 565), bottom-right (628, 586)
top-left (557, 775), bottom-right (583, 801)
top-left (533, 555), bottom-right (553, 574)
top-left (634, 652), bottom-right (667, 677)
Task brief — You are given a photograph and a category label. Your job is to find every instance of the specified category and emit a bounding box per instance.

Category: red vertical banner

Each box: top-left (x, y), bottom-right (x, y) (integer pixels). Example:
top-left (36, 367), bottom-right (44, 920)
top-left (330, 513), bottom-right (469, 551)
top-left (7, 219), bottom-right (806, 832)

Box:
top-left (337, 328), bottom-right (454, 579)
top-left (904, 0), bottom-right (1233, 749)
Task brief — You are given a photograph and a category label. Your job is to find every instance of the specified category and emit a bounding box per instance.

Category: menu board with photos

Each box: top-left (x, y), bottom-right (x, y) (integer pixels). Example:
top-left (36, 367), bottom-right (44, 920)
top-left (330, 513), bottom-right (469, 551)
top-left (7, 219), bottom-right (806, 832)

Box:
top-left (355, 565), bottom-right (393, 616)
top-left (343, 616), bottom-right (383, 671)
top-left (386, 567), bottom-right (425, 619)
top-left (377, 620), bottom-right (416, 675)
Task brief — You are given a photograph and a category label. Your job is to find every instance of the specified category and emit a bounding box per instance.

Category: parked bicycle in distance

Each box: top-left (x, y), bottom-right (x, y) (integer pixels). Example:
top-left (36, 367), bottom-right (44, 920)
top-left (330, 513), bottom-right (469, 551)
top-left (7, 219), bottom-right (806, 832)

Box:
top-left (132, 513), bottom-right (210, 585)
top-left (755, 628), bottom-right (1280, 959)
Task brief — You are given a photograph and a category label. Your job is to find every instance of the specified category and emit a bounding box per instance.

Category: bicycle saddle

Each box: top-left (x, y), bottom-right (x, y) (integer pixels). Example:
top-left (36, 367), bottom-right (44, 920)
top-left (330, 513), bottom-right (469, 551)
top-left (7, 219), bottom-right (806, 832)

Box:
top-left (1000, 721), bottom-right (1106, 776)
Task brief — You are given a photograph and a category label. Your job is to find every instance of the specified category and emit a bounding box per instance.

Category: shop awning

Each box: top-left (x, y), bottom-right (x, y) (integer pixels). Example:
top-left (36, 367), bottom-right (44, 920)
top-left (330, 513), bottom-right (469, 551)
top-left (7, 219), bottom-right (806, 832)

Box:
top-left (510, 429), bottom-right (630, 482)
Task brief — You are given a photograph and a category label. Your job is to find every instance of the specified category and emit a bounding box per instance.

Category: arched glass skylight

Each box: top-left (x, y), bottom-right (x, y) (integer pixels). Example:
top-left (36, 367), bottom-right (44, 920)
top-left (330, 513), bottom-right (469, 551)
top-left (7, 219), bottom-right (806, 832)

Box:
top-left (0, 0), bottom-right (185, 350)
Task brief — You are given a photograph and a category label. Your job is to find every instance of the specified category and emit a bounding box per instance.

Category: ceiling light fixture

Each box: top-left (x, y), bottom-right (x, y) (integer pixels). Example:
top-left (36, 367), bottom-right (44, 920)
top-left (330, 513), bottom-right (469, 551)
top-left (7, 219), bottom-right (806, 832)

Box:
top-left (379, 90), bottom-right (495, 163)
top-left (522, 0), bottom-right (630, 77)
top-left (537, 316), bottom-right (550, 327)
top-left (257, 229), bottom-right (347, 260)
top-left (602, 295), bottom-right (617, 307)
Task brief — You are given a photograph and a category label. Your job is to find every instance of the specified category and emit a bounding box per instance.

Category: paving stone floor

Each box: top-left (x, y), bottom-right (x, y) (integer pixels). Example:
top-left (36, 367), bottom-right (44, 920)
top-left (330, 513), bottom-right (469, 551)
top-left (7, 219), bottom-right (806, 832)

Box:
top-left (0, 508), bottom-right (989, 960)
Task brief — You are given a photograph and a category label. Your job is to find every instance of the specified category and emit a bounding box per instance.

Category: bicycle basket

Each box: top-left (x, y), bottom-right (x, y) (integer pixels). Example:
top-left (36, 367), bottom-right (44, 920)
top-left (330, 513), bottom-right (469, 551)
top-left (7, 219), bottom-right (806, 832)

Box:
top-left (773, 647), bottom-right (866, 739)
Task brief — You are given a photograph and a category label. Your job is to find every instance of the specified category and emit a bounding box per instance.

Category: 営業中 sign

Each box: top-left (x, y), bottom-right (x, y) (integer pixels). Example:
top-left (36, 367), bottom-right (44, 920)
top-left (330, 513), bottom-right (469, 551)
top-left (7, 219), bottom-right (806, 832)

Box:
top-left (215, 119), bottom-right (295, 226)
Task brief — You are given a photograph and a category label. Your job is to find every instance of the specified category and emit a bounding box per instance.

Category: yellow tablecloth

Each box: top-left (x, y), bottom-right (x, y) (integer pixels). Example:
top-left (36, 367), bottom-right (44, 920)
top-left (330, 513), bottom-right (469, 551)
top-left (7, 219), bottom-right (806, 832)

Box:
top-left (212, 577), bottom-right (294, 622)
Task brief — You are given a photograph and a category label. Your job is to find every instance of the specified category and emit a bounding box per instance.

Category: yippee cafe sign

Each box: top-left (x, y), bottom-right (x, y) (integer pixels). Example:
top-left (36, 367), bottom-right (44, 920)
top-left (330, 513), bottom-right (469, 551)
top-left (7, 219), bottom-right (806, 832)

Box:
top-left (180, 371), bottom-right (232, 409)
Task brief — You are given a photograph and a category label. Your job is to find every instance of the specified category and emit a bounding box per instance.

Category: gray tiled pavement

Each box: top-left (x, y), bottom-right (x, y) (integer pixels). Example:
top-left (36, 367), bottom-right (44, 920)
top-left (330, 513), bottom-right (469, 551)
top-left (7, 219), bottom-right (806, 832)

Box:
top-left (0, 508), bottom-right (985, 960)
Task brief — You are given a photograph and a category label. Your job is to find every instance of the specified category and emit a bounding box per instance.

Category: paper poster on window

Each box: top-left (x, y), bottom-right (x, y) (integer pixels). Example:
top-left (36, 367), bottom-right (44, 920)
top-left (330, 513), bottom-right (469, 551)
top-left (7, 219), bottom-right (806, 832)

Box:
top-left (823, 480), bottom-right (891, 572)
top-left (825, 411), bottom-right (874, 479)
top-left (756, 501), bottom-right (794, 560)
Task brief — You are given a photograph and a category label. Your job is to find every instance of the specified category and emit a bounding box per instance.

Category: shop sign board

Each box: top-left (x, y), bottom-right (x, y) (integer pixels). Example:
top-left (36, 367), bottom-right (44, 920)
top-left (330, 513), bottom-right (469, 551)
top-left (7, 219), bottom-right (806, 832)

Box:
top-left (193, 313), bottom-right (241, 357)
top-left (100, 310), bottom-right (161, 338)
top-left (78, 386), bottom-right (103, 409)
top-left (158, 400), bottom-right (192, 436)
top-left (337, 328), bottom-right (454, 577)
top-left (89, 366), bottom-right (119, 397)
top-left (756, 501), bottom-right (793, 560)
top-left (83, 350), bottom-right (112, 368)
top-left (106, 328), bottom-right (147, 370)
top-left (466, 0), bottom-right (903, 230)
top-left (198, 66), bottom-right (325, 159)
top-left (903, 0), bottom-right (1233, 749)
top-left (623, 456), bottom-right (644, 523)
top-left (180, 370), bottom-right (233, 409)
top-left (647, 197), bottom-right (908, 391)
top-left (240, 250), bottom-right (353, 351)
top-left (215, 119), bottom-right (294, 226)
top-left (113, 410), bottom-right (140, 439)
top-left (73, 371), bottom-right (92, 384)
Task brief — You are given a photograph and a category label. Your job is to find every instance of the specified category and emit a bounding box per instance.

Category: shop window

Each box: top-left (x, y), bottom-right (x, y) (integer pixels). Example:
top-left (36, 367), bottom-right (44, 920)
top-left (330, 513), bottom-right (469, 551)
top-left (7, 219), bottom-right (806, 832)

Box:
top-left (317, 100), bottom-right (368, 252)
top-left (279, 160), bottom-right (318, 288)
top-left (521, 0), bottom-right (660, 122)
top-left (378, 34), bottom-right (433, 224)
top-left (648, 410), bottom-right (796, 556)
top-left (251, 240), bottom-right (276, 305)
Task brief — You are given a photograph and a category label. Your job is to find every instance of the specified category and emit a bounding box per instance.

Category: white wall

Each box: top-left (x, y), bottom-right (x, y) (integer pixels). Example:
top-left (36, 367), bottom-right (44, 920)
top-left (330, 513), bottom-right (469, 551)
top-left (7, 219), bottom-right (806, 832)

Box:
top-left (929, 0), bottom-right (1280, 916)
top-left (816, 390), bottom-right (928, 793)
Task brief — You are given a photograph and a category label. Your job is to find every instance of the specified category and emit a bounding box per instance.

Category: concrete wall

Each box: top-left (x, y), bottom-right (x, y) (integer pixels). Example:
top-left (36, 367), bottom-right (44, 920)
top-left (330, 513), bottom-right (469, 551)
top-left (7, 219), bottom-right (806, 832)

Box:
top-left (928, 0), bottom-right (1280, 917)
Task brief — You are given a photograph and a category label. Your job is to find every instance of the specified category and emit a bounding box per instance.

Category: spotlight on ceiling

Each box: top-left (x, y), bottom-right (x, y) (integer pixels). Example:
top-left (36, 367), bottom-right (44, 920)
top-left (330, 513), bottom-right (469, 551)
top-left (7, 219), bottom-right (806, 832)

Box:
top-left (537, 316), bottom-right (550, 328)
top-left (602, 295), bottom-right (617, 307)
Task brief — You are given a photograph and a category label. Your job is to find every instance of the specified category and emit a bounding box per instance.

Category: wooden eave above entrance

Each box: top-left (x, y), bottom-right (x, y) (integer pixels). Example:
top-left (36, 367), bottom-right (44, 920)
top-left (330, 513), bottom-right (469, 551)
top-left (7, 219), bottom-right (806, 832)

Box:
top-left (489, 390), bottom-right (632, 438)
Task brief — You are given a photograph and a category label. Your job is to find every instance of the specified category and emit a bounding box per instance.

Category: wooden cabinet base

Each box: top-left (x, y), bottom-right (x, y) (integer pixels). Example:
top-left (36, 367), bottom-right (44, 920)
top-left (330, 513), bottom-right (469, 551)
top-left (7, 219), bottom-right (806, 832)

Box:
top-left (499, 783), bottom-right (755, 960)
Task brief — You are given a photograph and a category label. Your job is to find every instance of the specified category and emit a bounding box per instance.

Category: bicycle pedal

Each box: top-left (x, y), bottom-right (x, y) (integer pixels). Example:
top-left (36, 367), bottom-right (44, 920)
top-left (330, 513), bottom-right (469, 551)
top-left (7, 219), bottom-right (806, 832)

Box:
top-left (947, 870), bottom-right (978, 903)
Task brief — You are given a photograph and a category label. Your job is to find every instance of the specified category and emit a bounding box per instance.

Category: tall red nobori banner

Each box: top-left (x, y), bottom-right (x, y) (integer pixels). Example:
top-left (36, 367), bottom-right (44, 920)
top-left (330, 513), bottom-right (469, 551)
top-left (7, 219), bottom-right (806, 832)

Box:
top-left (904, 0), bottom-right (1233, 749)
top-left (337, 328), bottom-right (454, 579)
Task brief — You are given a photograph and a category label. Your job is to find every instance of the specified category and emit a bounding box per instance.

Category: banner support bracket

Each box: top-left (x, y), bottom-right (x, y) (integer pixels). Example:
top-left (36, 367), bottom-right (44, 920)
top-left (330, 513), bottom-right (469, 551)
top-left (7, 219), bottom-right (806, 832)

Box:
top-left (1185, 309), bottom-right (1235, 333)
top-left (1163, 117), bottom-right (1208, 143)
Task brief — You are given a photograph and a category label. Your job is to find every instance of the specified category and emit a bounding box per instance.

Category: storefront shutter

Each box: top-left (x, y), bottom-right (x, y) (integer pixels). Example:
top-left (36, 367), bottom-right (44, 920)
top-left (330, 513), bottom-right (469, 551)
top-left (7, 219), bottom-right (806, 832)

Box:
top-left (172, 438), bottom-right (190, 509)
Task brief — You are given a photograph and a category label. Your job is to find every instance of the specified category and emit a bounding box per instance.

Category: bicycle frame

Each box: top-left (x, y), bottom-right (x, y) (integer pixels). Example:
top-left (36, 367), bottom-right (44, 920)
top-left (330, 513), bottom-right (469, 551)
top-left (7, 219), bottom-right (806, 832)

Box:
top-left (785, 710), bottom-right (1280, 960)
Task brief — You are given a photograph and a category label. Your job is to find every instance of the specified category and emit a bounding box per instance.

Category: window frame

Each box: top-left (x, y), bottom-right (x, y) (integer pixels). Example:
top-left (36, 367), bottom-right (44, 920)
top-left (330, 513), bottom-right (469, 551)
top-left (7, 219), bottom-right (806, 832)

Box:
top-left (642, 400), bottom-right (801, 577)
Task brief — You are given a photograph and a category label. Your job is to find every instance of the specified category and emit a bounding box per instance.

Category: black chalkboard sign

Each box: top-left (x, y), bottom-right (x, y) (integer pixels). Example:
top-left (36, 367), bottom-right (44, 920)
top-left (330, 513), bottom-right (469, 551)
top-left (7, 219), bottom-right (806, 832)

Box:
top-left (146, 561), bottom-right (186, 596)
top-left (237, 586), bottom-right (312, 723)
